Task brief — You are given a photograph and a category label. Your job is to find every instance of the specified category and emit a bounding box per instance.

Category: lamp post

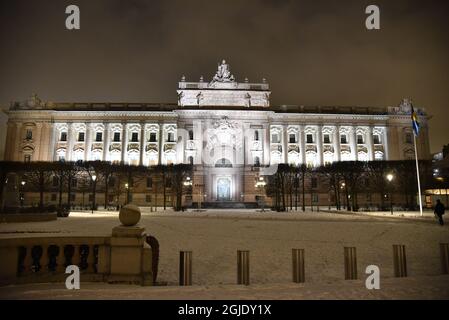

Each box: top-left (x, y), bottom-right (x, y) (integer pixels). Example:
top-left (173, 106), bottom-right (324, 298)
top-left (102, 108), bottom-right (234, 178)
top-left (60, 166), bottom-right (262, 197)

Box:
top-left (255, 176), bottom-right (267, 212)
top-left (386, 173), bottom-right (394, 215)
top-left (183, 177), bottom-right (193, 211)
top-left (91, 174), bottom-right (97, 214)
top-left (125, 183), bottom-right (129, 205)
top-left (20, 180), bottom-right (26, 208)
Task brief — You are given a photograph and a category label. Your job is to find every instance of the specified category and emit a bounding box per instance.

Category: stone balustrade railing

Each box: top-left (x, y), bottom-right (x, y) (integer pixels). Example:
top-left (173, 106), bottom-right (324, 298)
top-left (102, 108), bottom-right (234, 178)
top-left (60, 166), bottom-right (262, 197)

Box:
top-left (0, 236), bottom-right (111, 285)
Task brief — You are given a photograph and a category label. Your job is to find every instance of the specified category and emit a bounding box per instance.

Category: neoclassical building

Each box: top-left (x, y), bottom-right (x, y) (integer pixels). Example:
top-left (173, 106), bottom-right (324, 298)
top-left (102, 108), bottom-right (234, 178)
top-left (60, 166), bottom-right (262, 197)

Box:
top-left (3, 60), bottom-right (431, 207)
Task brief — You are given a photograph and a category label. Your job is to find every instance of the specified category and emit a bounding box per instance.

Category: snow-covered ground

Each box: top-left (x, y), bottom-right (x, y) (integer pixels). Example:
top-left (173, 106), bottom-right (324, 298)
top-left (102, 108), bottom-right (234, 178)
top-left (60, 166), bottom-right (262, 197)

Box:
top-left (1, 209), bottom-right (448, 299)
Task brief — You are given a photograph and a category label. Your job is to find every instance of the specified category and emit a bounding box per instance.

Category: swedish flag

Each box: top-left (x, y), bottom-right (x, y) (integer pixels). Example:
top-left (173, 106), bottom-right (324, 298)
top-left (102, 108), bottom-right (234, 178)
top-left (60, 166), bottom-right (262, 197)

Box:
top-left (411, 104), bottom-right (420, 136)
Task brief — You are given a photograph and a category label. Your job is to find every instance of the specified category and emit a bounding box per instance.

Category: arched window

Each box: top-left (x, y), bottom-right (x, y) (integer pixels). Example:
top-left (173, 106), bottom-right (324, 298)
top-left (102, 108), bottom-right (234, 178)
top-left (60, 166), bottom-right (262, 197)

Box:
top-left (188, 130), bottom-right (194, 140)
top-left (188, 156), bottom-right (194, 165)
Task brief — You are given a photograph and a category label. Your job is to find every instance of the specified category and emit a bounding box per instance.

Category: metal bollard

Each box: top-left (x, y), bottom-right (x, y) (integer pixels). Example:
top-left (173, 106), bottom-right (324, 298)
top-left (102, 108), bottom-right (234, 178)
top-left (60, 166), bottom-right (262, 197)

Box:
top-left (292, 249), bottom-right (305, 283)
top-left (237, 250), bottom-right (250, 285)
top-left (440, 243), bottom-right (449, 274)
top-left (179, 251), bottom-right (192, 286)
top-left (344, 247), bottom-right (358, 280)
top-left (393, 244), bottom-right (407, 277)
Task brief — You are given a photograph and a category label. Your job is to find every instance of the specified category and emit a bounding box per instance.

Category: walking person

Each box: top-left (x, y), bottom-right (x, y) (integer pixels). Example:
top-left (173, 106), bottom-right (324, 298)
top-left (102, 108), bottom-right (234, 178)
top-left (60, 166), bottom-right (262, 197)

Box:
top-left (434, 199), bottom-right (445, 226)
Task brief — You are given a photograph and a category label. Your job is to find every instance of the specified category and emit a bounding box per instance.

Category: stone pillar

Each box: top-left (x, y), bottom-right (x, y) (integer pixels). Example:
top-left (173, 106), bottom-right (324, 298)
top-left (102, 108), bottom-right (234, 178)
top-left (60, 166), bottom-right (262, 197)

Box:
top-left (14, 122), bottom-right (22, 161)
top-left (367, 126), bottom-right (374, 161)
top-left (383, 127), bottom-right (390, 160)
top-left (299, 125), bottom-right (306, 165)
top-left (282, 124), bottom-right (288, 164)
top-left (158, 125), bottom-right (164, 165)
top-left (109, 205), bottom-right (153, 285)
top-left (263, 123), bottom-right (270, 165)
top-left (47, 123), bottom-right (56, 161)
top-left (35, 123), bottom-right (43, 160)
top-left (139, 123), bottom-right (145, 166)
top-left (351, 126), bottom-right (358, 161)
top-left (67, 123), bottom-right (74, 161)
top-left (85, 123), bottom-right (92, 162)
top-left (333, 125), bottom-right (341, 162)
top-left (103, 123), bottom-right (110, 161)
top-left (121, 123), bottom-right (127, 164)
top-left (316, 125), bottom-right (323, 166)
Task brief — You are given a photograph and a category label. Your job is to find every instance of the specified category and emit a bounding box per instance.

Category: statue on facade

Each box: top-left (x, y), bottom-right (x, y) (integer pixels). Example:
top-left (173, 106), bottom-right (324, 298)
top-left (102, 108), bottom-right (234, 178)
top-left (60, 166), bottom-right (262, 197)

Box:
top-left (211, 59), bottom-right (235, 83)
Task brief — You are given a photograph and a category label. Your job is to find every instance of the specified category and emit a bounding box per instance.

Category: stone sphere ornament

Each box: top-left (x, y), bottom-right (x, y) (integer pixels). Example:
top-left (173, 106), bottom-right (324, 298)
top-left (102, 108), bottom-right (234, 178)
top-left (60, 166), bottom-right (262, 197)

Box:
top-left (119, 204), bottom-right (141, 226)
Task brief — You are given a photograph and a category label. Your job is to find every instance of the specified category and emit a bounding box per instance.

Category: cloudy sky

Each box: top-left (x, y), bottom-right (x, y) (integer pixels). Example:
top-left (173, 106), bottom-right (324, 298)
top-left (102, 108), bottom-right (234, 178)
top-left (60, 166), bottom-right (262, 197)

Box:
top-left (0, 0), bottom-right (448, 152)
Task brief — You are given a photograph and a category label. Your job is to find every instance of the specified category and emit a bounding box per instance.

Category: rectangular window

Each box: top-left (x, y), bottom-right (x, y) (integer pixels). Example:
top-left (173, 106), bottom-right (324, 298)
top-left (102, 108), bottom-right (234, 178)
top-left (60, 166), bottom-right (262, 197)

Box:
top-left (289, 134), bottom-right (296, 143)
top-left (78, 132), bottom-right (85, 142)
top-left (340, 134), bottom-right (347, 144)
top-left (113, 132), bottom-right (121, 142)
top-left (146, 195), bottom-right (152, 203)
top-left (373, 134), bottom-right (380, 144)
top-left (167, 132), bottom-right (175, 142)
top-left (71, 179), bottom-right (77, 188)
top-left (26, 129), bottom-right (33, 140)
top-left (357, 134), bottom-right (364, 144)
top-left (60, 132), bottom-right (67, 142)
top-left (188, 130), bottom-right (194, 140)
top-left (254, 130), bottom-right (259, 141)
top-left (58, 156), bottom-right (65, 162)
top-left (311, 177), bottom-right (318, 188)
top-left (24, 155), bottom-right (31, 163)
top-left (149, 132), bottom-right (157, 142)
top-left (95, 132), bottom-right (103, 142)
top-left (70, 194), bottom-right (76, 202)
top-left (323, 134), bottom-right (331, 144)
top-left (131, 132), bottom-right (139, 142)
top-left (51, 194), bottom-right (57, 201)
top-left (306, 134), bottom-right (313, 143)
top-left (52, 176), bottom-right (59, 187)
top-left (146, 177), bottom-right (153, 188)
top-left (405, 133), bottom-right (412, 144)
top-left (271, 133), bottom-right (280, 143)
top-left (312, 194), bottom-right (319, 203)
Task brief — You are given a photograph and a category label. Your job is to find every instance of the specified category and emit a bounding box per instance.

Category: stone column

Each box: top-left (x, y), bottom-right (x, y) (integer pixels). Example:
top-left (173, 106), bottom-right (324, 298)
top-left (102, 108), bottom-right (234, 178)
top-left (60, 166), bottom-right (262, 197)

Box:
top-left (48, 123), bottom-right (56, 161)
top-left (103, 123), bottom-right (110, 161)
top-left (367, 126), bottom-right (374, 161)
top-left (35, 123), bottom-right (43, 160)
top-left (316, 125), bottom-right (323, 166)
top-left (383, 127), bottom-right (390, 160)
top-left (14, 122), bottom-right (22, 161)
top-left (67, 123), bottom-right (74, 161)
top-left (299, 125), bottom-right (306, 165)
top-left (121, 123), bottom-right (127, 163)
top-left (282, 124), bottom-right (288, 164)
top-left (158, 125), bottom-right (163, 165)
top-left (109, 205), bottom-right (153, 285)
top-left (139, 123), bottom-right (145, 166)
top-left (263, 123), bottom-right (270, 165)
top-left (85, 123), bottom-right (92, 161)
top-left (333, 125), bottom-right (341, 162)
top-left (351, 126), bottom-right (358, 161)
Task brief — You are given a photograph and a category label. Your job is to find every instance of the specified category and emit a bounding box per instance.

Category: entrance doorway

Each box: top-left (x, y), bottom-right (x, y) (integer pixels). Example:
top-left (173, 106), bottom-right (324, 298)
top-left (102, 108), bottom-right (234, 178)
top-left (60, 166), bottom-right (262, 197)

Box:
top-left (217, 178), bottom-right (231, 201)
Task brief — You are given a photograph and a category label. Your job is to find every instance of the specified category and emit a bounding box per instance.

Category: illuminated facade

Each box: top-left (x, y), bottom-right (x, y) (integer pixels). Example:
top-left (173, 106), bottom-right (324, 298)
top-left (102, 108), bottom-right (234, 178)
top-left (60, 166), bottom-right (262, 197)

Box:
top-left (3, 60), bottom-right (432, 207)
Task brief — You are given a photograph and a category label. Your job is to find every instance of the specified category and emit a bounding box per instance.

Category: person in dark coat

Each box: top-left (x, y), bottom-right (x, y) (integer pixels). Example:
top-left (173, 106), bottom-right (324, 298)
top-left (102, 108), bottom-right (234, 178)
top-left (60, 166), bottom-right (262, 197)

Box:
top-left (434, 199), bottom-right (445, 226)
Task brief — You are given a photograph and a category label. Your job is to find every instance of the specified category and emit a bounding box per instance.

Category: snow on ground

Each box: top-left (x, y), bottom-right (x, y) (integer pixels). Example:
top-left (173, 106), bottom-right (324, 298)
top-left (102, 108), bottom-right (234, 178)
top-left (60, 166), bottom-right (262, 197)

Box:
top-left (1, 275), bottom-right (448, 300)
top-left (0, 209), bottom-right (448, 297)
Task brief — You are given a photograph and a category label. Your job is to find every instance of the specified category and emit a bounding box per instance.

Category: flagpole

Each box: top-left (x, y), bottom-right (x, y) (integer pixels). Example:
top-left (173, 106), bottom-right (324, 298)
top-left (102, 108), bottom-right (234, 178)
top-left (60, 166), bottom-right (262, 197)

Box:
top-left (413, 134), bottom-right (423, 216)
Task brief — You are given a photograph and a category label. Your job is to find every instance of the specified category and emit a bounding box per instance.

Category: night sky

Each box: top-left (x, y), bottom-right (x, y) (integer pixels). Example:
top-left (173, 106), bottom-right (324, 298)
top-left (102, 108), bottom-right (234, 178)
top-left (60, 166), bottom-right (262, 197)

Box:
top-left (0, 0), bottom-right (448, 152)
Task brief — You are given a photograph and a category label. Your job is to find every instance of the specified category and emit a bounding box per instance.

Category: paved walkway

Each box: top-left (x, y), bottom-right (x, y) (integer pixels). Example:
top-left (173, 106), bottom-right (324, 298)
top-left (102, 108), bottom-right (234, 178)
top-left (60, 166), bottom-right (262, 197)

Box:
top-left (1, 275), bottom-right (448, 300)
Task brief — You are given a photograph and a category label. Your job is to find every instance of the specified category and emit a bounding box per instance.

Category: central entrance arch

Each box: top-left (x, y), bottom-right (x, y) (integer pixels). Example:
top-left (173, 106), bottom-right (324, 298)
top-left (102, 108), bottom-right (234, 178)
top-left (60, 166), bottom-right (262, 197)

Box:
top-left (217, 177), bottom-right (231, 201)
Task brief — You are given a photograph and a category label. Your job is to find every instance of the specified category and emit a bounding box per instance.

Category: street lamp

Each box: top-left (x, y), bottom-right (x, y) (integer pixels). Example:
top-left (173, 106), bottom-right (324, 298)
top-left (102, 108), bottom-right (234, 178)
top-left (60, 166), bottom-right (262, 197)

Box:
top-left (386, 173), bottom-right (394, 215)
top-left (255, 176), bottom-right (267, 212)
top-left (20, 180), bottom-right (26, 208)
top-left (91, 174), bottom-right (97, 214)
top-left (125, 183), bottom-right (129, 205)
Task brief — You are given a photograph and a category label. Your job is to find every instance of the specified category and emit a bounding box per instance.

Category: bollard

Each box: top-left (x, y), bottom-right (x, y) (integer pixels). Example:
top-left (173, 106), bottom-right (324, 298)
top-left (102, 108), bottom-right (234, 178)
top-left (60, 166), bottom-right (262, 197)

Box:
top-left (344, 247), bottom-right (358, 280)
top-left (393, 245), bottom-right (407, 277)
top-left (179, 251), bottom-right (192, 286)
top-left (440, 243), bottom-right (449, 274)
top-left (292, 249), bottom-right (305, 283)
top-left (237, 250), bottom-right (250, 285)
